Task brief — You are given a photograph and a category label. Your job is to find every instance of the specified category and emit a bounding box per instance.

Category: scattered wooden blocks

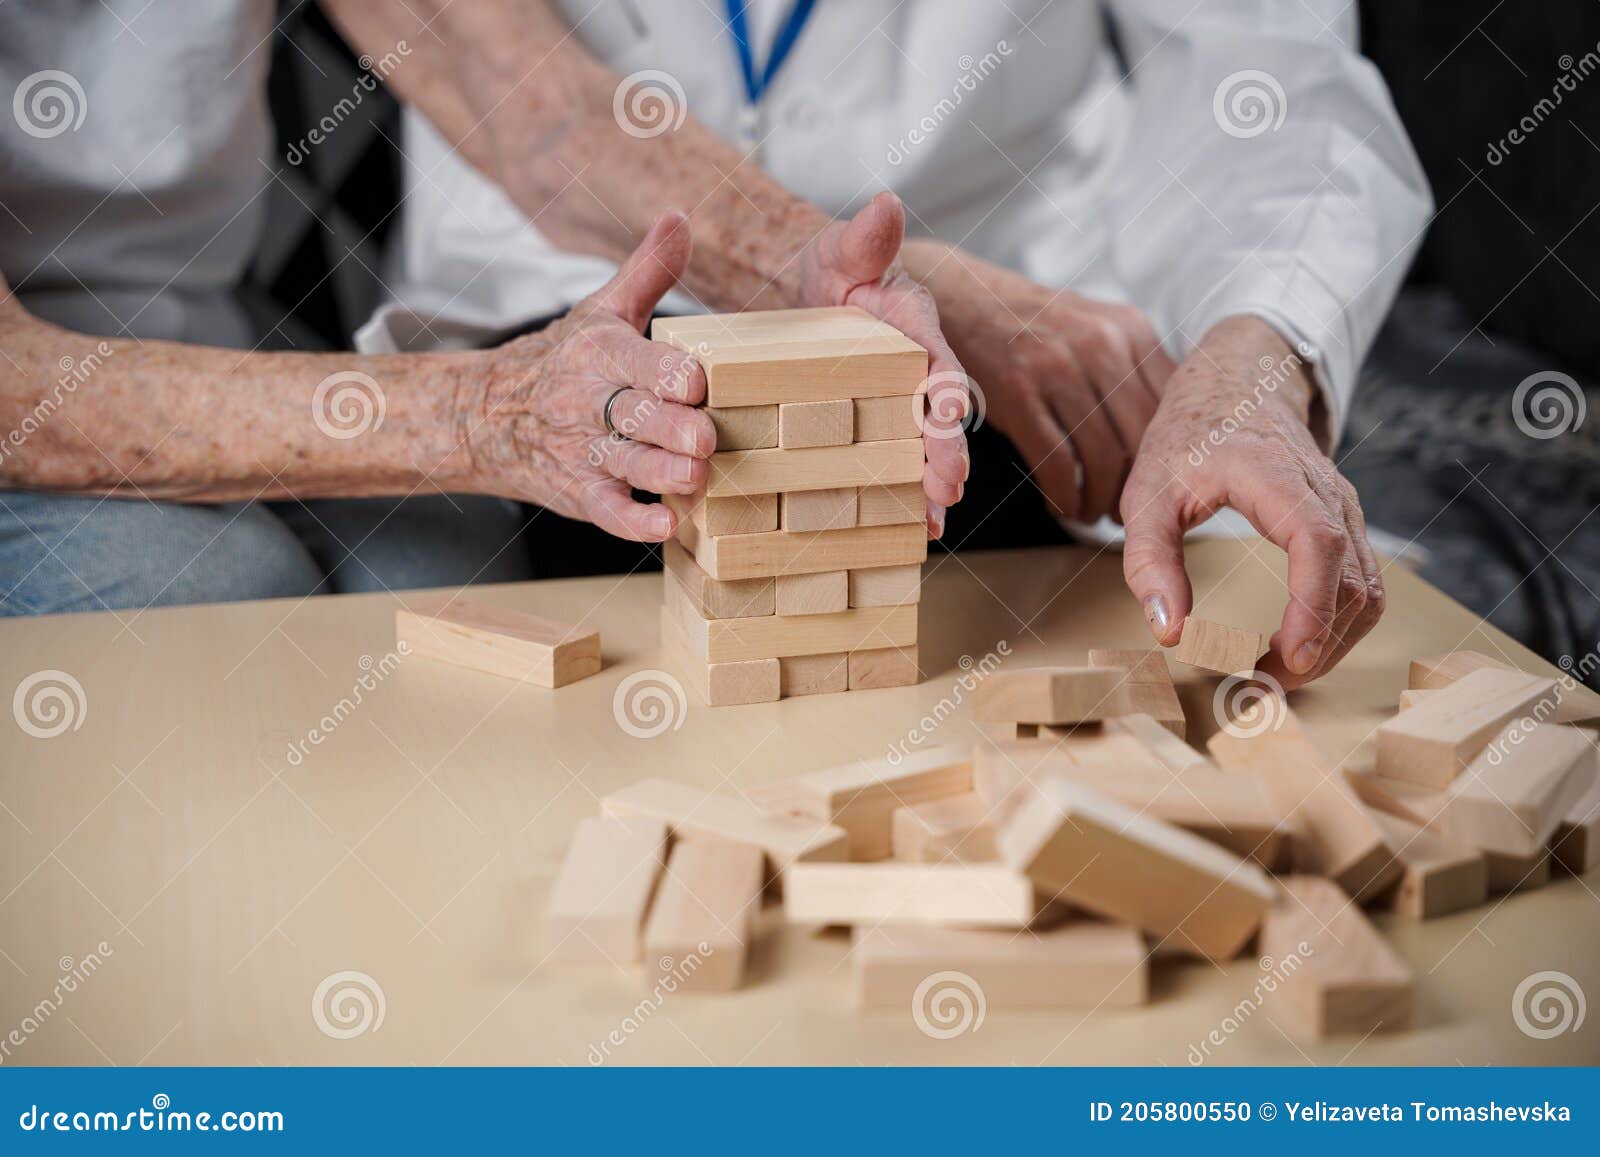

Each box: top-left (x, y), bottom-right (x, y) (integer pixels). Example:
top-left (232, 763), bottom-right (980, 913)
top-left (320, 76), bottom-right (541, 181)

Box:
top-left (971, 667), bottom-right (1125, 726)
top-left (545, 816), bottom-right (669, 962)
top-left (1172, 617), bottom-right (1262, 676)
top-left (1409, 649), bottom-right (1600, 723)
top-left (779, 399), bottom-right (853, 448)
top-left (1257, 876), bottom-right (1414, 1039)
top-left (891, 793), bottom-right (998, 863)
top-left (1367, 809), bottom-right (1487, 919)
top-left (785, 863), bottom-right (1038, 928)
top-left (1091, 648), bottom-right (1186, 737)
top-left (1486, 849), bottom-right (1552, 894)
top-left (396, 595), bottom-right (601, 688)
top-left (644, 838), bottom-right (765, 991)
top-left (1438, 721), bottom-right (1592, 856)
top-left (1376, 666), bottom-right (1557, 787)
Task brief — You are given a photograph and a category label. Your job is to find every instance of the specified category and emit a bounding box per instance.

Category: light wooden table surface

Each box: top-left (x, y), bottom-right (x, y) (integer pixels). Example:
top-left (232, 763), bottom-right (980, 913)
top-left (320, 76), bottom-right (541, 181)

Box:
top-left (2, 541), bottom-right (1596, 1066)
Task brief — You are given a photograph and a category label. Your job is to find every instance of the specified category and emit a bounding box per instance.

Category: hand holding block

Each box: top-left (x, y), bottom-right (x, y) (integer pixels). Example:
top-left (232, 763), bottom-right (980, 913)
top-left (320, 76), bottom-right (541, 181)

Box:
top-left (545, 817), bottom-right (668, 962)
top-left (972, 667), bottom-right (1125, 725)
top-left (784, 863), bottom-right (1037, 928)
top-left (1438, 721), bottom-right (1593, 856)
top-left (644, 839), bottom-right (764, 991)
top-left (1172, 618), bottom-right (1262, 676)
top-left (1257, 876), bottom-right (1414, 1039)
top-left (1375, 666), bottom-right (1556, 787)
top-left (1367, 809), bottom-right (1486, 919)
top-left (396, 596), bottom-right (600, 688)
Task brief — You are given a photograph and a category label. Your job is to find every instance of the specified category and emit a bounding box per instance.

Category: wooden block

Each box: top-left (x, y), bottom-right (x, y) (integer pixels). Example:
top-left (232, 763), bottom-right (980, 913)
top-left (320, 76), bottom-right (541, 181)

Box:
top-left (660, 610), bottom-right (780, 706)
top-left (778, 652), bottom-right (848, 697)
top-left (775, 570), bottom-right (848, 616)
top-left (1257, 876), bottom-right (1414, 1039)
top-left (1368, 809), bottom-right (1487, 919)
top-left (679, 519), bottom-right (927, 583)
top-left (1552, 748), bottom-right (1600, 874)
top-left (1208, 710), bottom-right (1403, 902)
top-left (665, 575), bottom-right (917, 662)
top-left (704, 404), bottom-right (778, 450)
top-left (652, 305), bottom-right (893, 343)
top-left (1375, 666), bottom-right (1557, 788)
top-left (707, 440), bottom-right (922, 498)
top-left (684, 490), bottom-right (778, 536)
top-left (1409, 650), bottom-right (1600, 724)
top-left (1343, 766), bottom-right (1452, 830)
top-left (1486, 849), bottom-right (1552, 893)
top-left (601, 778), bottom-right (848, 873)
top-left (1438, 721), bottom-right (1593, 856)
top-left (1102, 713), bottom-right (1209, 773)
top-left (1091, 649), bottom-right (1185, 736)
top-left (780, 486), bottom-right (857, 532)
top-left (784, 863), bottom-right (1037, 928)
top-left (396, 596), bottom-right (600, 688)
top-left (754, 744), bottom-right (972, 860)
top-left (856, 481), bottom-right (924, 527)
top-left (892, 793), bottom-right (998, 863)
top-left (644, 838), bottom-right (764, 991)
top-left (972, 667), bottom-right (1125, 725)
top-left (848, 563), bottom-right (921, 608)
top-left (1088, 648), bottom-right (1174, 685)
top-left (1397, 688), bottom-right (1439, 712)
top-left (1172, 617), bottom-right (1262, 676)
top-left (996, 775), bottom-right (1274, 960)
top-left (849, 645), bottom-right (920, 690)
top-left (854, 394), bottom-right (922, 442)
top-left (779, 399), bottom-right (852, 448)
top-left (545, 816), bottom-right (668, 962)
top-left (661, 539), bottom-right (774, 619)
top-left (853, 920), bottom-right (1147, 1010)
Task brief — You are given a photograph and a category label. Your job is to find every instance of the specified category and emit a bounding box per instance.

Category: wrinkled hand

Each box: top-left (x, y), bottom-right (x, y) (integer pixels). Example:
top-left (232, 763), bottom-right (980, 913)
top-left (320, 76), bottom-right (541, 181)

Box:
top-left (460, 212), bottom-right (715, 541)
top-left (795, 192), bottom-right (970, 538)
top-left (1120, 316), bottom-right (1384, 690)
top-left (904, 242), bottom-right (1175, 523)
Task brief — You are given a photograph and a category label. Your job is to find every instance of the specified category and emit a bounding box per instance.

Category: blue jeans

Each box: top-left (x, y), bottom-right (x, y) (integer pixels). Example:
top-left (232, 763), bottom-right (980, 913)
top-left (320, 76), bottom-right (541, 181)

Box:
top-left (0, 492), bottom-right (533, 617)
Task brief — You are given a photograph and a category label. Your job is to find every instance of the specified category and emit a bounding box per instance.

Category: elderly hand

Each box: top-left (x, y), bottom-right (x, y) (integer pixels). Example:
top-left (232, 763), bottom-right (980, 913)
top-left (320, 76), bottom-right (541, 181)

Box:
top-left (1120, 315), bottom-right (1384, 690)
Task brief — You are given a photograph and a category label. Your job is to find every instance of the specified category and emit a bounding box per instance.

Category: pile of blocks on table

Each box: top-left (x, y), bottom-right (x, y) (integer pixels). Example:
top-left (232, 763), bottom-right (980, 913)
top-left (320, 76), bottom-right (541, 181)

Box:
top-left (652, 307), bottom-right (931, 705)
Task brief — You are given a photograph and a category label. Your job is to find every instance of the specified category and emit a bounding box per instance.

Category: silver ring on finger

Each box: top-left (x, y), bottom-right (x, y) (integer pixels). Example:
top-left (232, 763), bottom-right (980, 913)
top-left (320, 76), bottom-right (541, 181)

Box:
top-left (601, 386), bottom-right (630, 437)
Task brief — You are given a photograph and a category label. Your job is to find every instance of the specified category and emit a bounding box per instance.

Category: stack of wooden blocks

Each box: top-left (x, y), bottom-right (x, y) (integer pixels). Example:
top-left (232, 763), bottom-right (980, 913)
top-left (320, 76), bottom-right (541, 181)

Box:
top-left (651, 306), bottom-right (930, 706)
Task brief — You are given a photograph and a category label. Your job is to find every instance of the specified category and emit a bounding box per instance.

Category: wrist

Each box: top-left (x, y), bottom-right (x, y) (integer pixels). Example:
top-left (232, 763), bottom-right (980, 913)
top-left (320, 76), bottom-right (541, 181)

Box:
top-left (1188, 314), bottom-right (1318, 428)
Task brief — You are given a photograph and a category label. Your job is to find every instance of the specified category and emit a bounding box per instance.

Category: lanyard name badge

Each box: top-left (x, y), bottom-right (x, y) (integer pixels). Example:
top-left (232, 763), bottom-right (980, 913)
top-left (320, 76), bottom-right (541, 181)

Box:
top-left (726, 0), bottom-right (818, 162)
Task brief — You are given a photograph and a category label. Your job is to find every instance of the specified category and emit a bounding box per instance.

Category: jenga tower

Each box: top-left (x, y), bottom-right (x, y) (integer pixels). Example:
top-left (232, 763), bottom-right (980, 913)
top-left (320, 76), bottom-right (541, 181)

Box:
top-left (651, 306), bottom-right (929, 705)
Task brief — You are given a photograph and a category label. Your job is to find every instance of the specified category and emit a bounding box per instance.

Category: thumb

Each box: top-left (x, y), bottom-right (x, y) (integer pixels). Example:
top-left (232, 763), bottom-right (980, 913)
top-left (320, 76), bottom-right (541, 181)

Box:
top-left (828, 190), bottom-right (905, 288)
top-left (1121, 488), bottom-right (1193, 646)
top-left (594, 210), bottom-right (692, 331)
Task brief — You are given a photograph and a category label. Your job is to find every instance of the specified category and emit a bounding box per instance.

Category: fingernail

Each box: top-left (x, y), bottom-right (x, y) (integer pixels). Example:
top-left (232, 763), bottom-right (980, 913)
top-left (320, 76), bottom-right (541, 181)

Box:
top-left (1143, 594), bottom-right (1170, 639)
top-left (674, 457), bottom-right (696, 485)
top-left (957, 451), bottom-right (971, 482)
top-left (1293, 639), bottom-right (1323, 675)
top-left (648, 510), bottom-right (675, 537)
top-left (930, 507), bottom-right (946, 539)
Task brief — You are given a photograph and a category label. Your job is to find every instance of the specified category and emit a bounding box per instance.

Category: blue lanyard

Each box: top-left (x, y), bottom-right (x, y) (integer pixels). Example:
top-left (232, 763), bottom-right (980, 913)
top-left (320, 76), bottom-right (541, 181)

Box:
top-left (726, 0), bottom-right (819, 106)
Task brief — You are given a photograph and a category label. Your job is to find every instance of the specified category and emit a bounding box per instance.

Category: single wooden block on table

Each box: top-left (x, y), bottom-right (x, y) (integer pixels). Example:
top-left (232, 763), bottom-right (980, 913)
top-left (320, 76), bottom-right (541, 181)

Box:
top-left (681, 520), bottom-right (927, 582)
top-left (1257, 876), bottom-right (1414, 1039)
top-left (857, 481), bottom-right (924, 527)
top-left (848, 563), bottom-right (921, 608)
top-left (778, 399), bottom-right (853, 448)
top-left (1552, 752), bottom-right (1600, 874)
top-left (971, 666), bottom-right (1124, 725)
top-left (785, 863), bottom-right (1037, 928)
top-left (1486, 849), bottom-right (1552, 893)
top-left (1438, 721), bottom-right (1592, 856)
top-left (704, 403), bottom-right (778, 450)
top-left (775, 570), bottom-right (849, 616)
top-left (665, 576), bottom-right (917, 663)
top-left (778, 652), bottom-right (848, 697)
top-left (1375, 666), bottom-right (1557, 788)
top-left (849, 645), bottom-right (920, 690)
top-left (660, 611), bottom-right (780, 706)
top-left (682, 490), bottom-right (778, 537)
top-left (996, 775), bottom-right (1274, 960)
top-left (545, 816), bottom-right (668, 962)
top-left (853, 920), bottom-right (1147, 1010)
top-left (854, 394), bottom-right (922, 442)
top-left (644, 838), bottom-right (765, 991)
top-left (396, 596), bottom-right (600, 688)
top-left (892, 792), bottom-right (998, 863)
top-left (707, 440), bottom-right (922, 498)
top-left (1172, 617), bottom-right (1263, 676)
top-left (1365, 809), bottom-right (1486, 919)
top-left (780, 486), bottom-right (858, 532)
top-left (661, 540), bottom-right (774, 620)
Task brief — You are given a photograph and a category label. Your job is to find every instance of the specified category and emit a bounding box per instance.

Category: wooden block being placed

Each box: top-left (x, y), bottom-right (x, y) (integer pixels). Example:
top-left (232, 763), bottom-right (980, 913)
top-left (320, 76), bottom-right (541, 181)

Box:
top-left (1208, 710), bottom-right (1402, 903)
top-left (1439, 722), bottom-right (1592, 856)
top-left (602, 778), bottom-right (848, 873)
top-left (644, 838), bottom-right (764, 991)
top-left (849, 645), bottom-right (920, 690)
top-left (661, 540), bottom-right (774, 619)
top-left (1552, 750), bottom-right (1600, 874)
top-left (857, 481), bottom-right (924, 526)
top-left (775, 570), bottom-right (848, 617)
top-left (666, 575), bottom-right (917, 662)
top-left (853, 921), bottom-right (1147, 1010)
top-left (849, 563), bottom-right (921, 608)
top-left (396, 596), bottom-right (601, 688)
top-left (681, 520), bottom-right (927, 581)
top-left (892, 793), bottom-right (997, 863)
top-left (1486, 849), bottom-right (1552, 894)
top-left (997, 775), bottom-right (1274, 960)
top-left (684, 490), bottom-right (778, 536)
top-left (1368, 809), bottom-right (1487, 919)
top-left (704, 404), bottom-right (778, 450)
top-left (1172, 617), bottom-right (1262, 676)
top-left (779, 399), bottom-right (852, 448)
top-left (545, 816), bottom-right (668, 962)
top-left (972, 667), bottom-right (1124, 725)
top-left (785, 863), bottom-right (1036, 928)
top-left (780, 486), bottom-right (857, 532)
top-left (854, 394), bottom-right (921, 442)
top-left (778, 652), bottom-right (848, 697)
top-left (660, 611), bottom-right (780, 706)
top-left (1376, 666), bottom-right (1557, 787)
top-left (1257, 876), bottom-right (1413, 1039)
top-left (707, 440), bottom-right (922, 498)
